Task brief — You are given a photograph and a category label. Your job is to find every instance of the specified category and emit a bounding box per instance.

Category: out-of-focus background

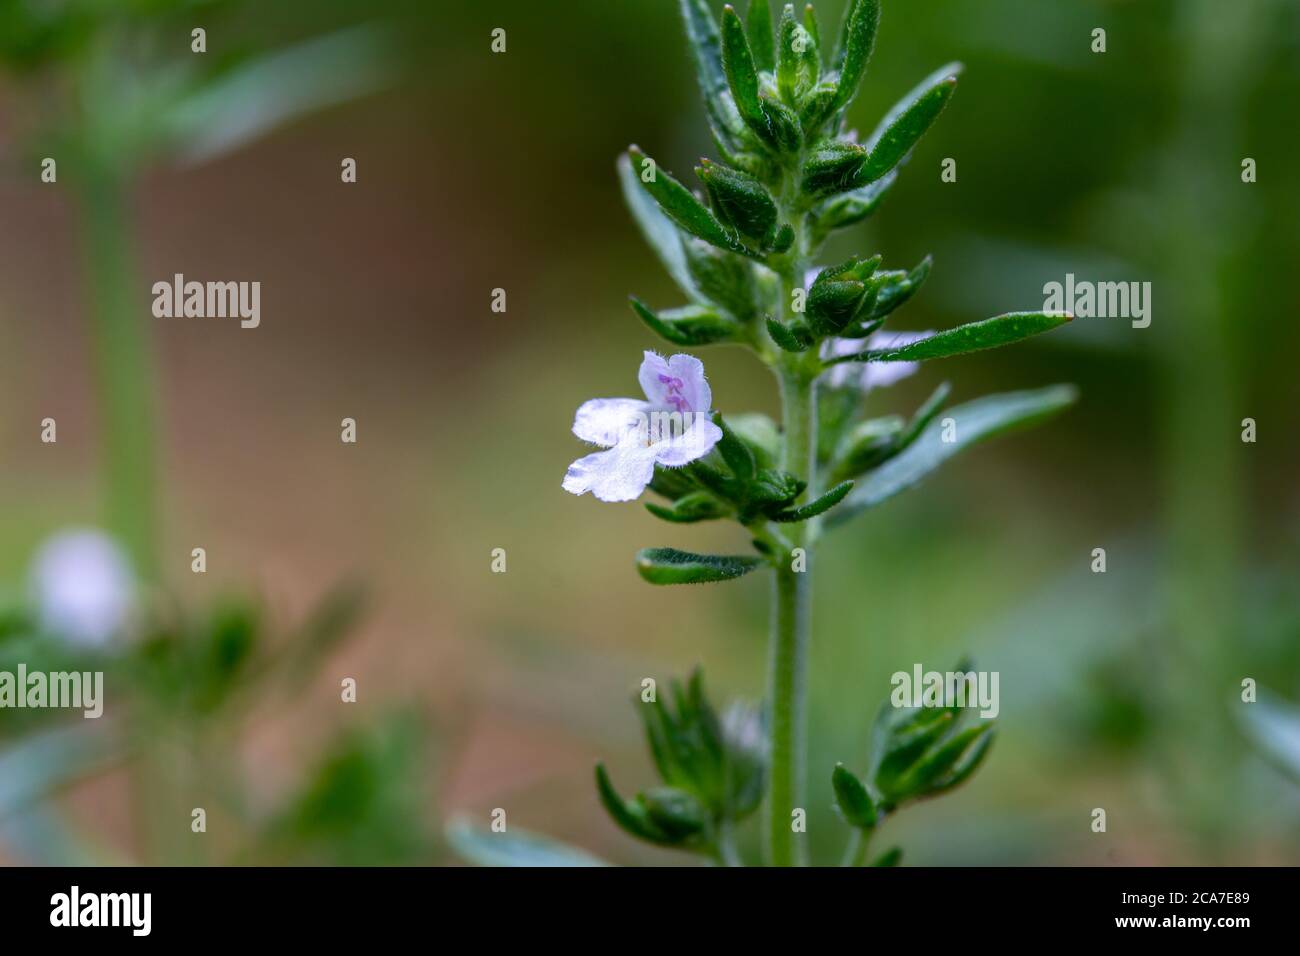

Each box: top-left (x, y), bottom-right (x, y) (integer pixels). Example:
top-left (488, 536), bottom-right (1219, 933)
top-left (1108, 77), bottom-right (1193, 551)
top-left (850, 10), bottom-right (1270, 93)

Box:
top-left (0, 0), bottom-right (1296, 865)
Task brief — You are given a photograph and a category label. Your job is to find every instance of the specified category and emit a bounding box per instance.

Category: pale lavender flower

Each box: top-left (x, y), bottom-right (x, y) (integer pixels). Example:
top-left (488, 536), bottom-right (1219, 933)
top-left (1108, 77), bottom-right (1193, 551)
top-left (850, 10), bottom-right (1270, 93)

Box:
top-left (821, 329), bottom-right (933, 391)
top-left (563, 351), bottom-right (724, 503)
top-left (30, 529), bottom-right (135, 648)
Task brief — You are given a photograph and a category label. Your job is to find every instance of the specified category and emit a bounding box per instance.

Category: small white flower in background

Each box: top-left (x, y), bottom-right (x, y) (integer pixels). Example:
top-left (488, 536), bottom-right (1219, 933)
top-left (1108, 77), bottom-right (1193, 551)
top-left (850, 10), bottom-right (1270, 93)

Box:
top-left (30, 529), bottom-right (135, 648)
top-left (821, 329), bottom-right (933, 392)
top-left (563, 351), bottom-right (724, 503)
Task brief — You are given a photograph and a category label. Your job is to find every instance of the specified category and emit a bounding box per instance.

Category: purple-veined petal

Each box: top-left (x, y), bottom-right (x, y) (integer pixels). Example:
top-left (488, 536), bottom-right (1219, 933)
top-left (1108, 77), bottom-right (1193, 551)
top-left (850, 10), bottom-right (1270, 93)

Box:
top-left (638, 351), bottom-right (712, 414)
top-left (572, 397), bottom-right (651, 447)
top-left (562, 441), bottom-right (659, 503)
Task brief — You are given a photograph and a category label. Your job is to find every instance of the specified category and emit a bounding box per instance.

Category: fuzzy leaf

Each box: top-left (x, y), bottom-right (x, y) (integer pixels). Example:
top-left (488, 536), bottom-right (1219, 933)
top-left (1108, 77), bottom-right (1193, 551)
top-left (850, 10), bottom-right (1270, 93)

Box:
top-left (630, 298), bottom-right (740, 346)
top-left (720, 5), bottom-right (768, 142)
top-left (867, 255), bottom-right (932, 321)
top-left (854, 63), bottom-right (961, 186)
top-left (627, 147), bottom-right (760, 259)
top-left (446, 818), bottom-right (609, 867)
top-left (801, 141), bottom-right (869, 198)
top-left (777, 4), bottom-right (818, 105)
top-left (767, 317), bottom-right (815, 352)
top-left (645, 491), bottom-right (731, 524)
top-left (832, 0), bottom-right (881, 110)
top-left (697, 160), bottom-right (778, 245)
top-left (810, 170), bottom-right (896, 241)
top-left (770, 480), bottom-right (854, 522)
top-left (829, 385), bottom-right (1079, 524)
top-left (836, 311), bottom-right (1072, 364)
top-left (745, 0), bottom-right (776, 73)
top-left (715, 413), bottom-right (758, 479)
top-left (635, 548), bottom-right (764, 585)
top-left (679, 0), bottom-right (745, 152)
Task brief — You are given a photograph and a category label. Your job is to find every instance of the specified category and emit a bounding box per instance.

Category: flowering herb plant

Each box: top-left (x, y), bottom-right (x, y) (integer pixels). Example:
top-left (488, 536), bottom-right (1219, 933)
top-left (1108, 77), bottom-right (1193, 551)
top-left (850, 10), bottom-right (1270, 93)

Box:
top-left (458, 0), bottom-right (1077, 868)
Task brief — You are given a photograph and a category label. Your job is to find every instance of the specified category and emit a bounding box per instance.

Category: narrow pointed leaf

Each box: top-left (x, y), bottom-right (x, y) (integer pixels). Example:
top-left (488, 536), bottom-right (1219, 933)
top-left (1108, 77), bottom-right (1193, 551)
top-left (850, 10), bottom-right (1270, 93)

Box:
top-left (630, 298), bottom-right (740, 346)
top-left (828, 385), bottom-right (1079, 525)
top-left (617, 154), bottom-right (700, 301)
top-left (777, 4), bottom-right (818, 104)
top-left (770, 480), bottom-right (854, 522)
top-left (636, 548), bottom-right (764, 585)
top-left (927, 725), bottom-right (997, 795)
top-left (854, 64), bottom-right (961, 186)
top-left (679, 0), bottom-right (744, 151)
top-left (746, 0), bottom-right (776, 73)
top-left (836, 312), bottom-right (1072, 365)
top-left (720, 5), bottom-right (767, 139)
top-left (868, 255), bottom-right (932, 321)
top-left (832, 0), bottom-right (881, 109)
top-left (645, 491), bottom-right (731, 524)
top-left (831, 763), bottom-right (877, 829)
top-left (594, 764), bottom-right (674, 846)
top-left (627, 147), bottom-right (760, 259)
top-left (715, 413), bottom-right (757, 479)
top-left (446, 818), bottom-right (610, 867)
top-left (897, 381), bottom-right (952, 450)
top-left (767, 317), bottom-right (815, 352)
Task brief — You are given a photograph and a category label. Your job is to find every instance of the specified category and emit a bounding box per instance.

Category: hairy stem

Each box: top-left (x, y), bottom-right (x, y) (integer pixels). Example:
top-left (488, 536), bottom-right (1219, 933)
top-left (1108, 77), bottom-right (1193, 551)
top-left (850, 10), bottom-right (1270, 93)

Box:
top-left (766, 362), bottom-right (816, 866)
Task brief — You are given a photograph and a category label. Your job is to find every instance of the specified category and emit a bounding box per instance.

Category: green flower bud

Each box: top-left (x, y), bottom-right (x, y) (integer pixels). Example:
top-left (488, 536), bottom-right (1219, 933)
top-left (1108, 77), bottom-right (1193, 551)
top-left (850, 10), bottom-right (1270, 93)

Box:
top-left (696, 159), bottom-right (778, 245)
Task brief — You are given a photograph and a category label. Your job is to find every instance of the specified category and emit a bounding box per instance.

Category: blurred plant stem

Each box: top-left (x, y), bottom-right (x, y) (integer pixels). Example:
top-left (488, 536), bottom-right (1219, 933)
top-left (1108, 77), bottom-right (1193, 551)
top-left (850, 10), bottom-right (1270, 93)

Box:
top-left (76, 160), bottom-right (159, 581)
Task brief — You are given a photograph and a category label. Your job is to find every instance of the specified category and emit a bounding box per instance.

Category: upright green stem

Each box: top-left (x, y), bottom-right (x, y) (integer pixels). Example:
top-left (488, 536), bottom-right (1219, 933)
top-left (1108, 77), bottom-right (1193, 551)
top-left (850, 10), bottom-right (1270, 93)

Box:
top-left (766, 360), bottom-right (816, 866)
top-left (77, 162), bottom-right (159, 580)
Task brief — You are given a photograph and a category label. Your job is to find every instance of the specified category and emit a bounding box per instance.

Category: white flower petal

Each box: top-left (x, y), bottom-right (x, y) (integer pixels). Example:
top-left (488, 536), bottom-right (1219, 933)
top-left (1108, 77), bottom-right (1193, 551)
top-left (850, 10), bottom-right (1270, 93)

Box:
top-left (30, 529), bottom-right (135, 648)
top-left (654, 418), bottom-right (723, 468)
top-left (572, 397), bottom-right (650, 447)
top-left (562, 441), bottom-right (659, 502)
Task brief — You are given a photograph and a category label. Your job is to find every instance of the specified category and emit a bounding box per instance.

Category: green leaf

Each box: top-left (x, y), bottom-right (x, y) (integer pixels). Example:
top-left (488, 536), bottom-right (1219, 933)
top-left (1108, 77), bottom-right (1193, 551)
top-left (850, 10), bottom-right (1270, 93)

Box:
top-left (446, 818), bottom-right (610, 867)
top-left (645, 490), bottom-right (731, 524)
top-left (627, 147), bottom-right (760, 259)
top-left (682, 238), bottom-right (759, 320)
top-left (630, 298), bottom-right (740, 346)
top-left (759, 94), bottom-right (802, 153)
top-left (836, 311), bottom-right (1072, 364)
top-left (641, 787), bottom-right (709, 841)
top-left (164, 27), bottom-right (394, 166)
top-left (871, 847), bottom-right (903, 867)
top-left (809, 170), bottom-right (895, 241)
top-left (635, 548), bottom-right (765, 585)
top-left (745, 0), bottom-right (776, 73)
top-left (829, 385), bottom-right (1079, 525)
top-left (617, 154), bottom-right (700, 301)
top-left (896, 724), bottom-right (995, 798)
top-left (831, 763), bottom-right (877, 829)
top-left (927, 724), bottom-right (996, 795)
top-left (770, 480), bottom-right (854, 522)
top-left (715, 413), bottom-right (757, 479)
top-left (777, 4), bottom-right (818, 105)
top-left (767, 317), bottom-right (815, 352)
top-left (854, 63), bottom-right (961, 186)
top-left (679, 0), bottom-right (746, 152)
top-left (867, 255), bottom-right (932, 322)
top-left (594, 764), bottom-right (678, 846)
top-left (896, 381), bottom-right (952, 451)
top-left (803, 3), bottom-right (823, 50)
top-left (832, 0), bottom-right (882, 110)
top-left (725, 413), bottom-right (781, 469)
top-left (801, 141), bottom-right (869, 198)
top-left (720, 5), bottom-right (768, 142)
